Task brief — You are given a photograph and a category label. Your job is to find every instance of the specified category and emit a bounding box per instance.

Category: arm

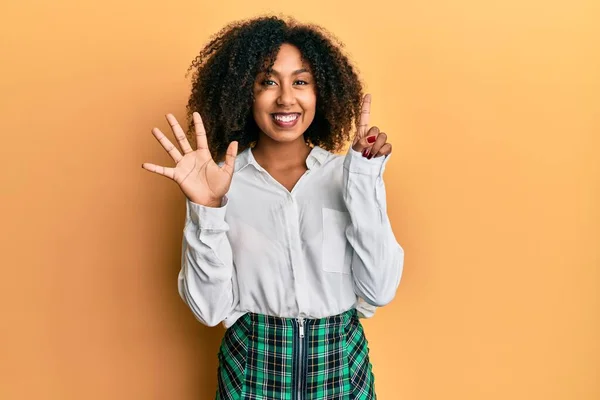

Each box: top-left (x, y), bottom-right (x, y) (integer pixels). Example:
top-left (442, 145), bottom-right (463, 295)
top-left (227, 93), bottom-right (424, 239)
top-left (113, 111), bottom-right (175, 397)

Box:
top-left (177, 196), bottom-right (239, 327)
top-left (141, 111), bottom-right (239, 327)
top-left (343, 148), bottom-right (404, 307)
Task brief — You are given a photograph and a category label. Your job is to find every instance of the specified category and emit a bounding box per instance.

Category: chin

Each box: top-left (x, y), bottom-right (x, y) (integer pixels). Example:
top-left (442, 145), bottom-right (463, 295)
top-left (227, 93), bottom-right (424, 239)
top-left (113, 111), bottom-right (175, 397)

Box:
top-left (267, 131), bottom-right (307, 143)
top-left (260, 122), bottom-right (310, 143)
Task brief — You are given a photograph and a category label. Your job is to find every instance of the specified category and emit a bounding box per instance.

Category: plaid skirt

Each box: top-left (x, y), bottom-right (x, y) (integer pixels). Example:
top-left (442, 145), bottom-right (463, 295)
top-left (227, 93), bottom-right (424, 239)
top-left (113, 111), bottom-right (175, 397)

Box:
top-left (215, 308), bottom-right (376, 400)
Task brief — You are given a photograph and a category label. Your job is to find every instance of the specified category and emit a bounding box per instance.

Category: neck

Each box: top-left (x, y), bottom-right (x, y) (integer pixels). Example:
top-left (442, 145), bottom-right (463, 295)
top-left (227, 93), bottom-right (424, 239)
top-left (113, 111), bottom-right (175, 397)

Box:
top-left (252, 134), bottom-right (312, 170)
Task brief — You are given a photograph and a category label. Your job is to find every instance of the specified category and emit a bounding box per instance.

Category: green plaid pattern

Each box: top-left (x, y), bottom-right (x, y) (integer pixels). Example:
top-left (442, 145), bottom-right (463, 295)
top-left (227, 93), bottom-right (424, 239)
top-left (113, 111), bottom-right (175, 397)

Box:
top-left (216, 308), bottom-right (376, 399)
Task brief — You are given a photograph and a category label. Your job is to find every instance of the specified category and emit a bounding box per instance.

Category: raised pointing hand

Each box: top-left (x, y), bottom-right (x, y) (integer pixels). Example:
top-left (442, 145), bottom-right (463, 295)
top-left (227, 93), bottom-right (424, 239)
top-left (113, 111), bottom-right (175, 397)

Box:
top-left (352, 94), bottom-right (392, 159)
top-left (141, 112), bottom-right (238, 207)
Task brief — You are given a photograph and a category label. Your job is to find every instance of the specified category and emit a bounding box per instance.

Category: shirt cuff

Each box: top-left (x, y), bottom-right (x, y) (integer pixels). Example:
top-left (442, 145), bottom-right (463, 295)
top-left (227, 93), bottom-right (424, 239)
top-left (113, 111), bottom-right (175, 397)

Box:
top-left (343, 147), bottom-right (392, 176)
top-left (186, 196), bottom-right (229, 231)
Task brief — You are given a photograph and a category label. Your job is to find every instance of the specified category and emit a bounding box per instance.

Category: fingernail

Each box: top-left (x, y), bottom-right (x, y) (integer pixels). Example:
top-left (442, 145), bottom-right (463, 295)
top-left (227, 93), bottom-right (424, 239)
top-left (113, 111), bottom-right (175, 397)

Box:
top-left (367, 136), bottom-right (376, 144)
top-left (367, 154), bottom-right (373, 160)
top-left (362, 148), bottom-right (370, 157)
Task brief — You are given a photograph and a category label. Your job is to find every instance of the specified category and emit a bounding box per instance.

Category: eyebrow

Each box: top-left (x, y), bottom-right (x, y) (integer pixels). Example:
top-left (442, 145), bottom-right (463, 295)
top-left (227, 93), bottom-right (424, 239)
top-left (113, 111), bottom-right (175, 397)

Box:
top-left (269, 68), bottom-right (311, 76)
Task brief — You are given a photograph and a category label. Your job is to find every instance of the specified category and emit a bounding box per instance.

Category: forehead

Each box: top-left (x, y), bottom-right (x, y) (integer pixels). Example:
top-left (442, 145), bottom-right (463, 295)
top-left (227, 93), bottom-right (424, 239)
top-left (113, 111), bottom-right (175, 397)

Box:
top-left (270, 43), bottom-right (311, 73)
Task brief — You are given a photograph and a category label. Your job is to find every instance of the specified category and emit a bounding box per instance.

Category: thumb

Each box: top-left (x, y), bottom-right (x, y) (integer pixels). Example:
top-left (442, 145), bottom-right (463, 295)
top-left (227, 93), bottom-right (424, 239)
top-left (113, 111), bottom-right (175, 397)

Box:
top-left (352, 132), bottom-right (378, 152)
top-left (220, 141), bottom-right (238, 176)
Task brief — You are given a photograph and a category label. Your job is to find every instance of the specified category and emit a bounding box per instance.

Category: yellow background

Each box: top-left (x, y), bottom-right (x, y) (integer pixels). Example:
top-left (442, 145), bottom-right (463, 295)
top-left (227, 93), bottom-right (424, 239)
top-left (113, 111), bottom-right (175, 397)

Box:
top-left (1, 0), bottom-right (598, 399)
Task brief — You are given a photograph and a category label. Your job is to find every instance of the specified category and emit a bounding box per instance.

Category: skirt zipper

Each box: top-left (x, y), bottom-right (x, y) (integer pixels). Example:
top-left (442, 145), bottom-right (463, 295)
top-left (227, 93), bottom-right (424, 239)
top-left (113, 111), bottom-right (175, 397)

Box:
top-left (296, 317), bottom-right (305, 400)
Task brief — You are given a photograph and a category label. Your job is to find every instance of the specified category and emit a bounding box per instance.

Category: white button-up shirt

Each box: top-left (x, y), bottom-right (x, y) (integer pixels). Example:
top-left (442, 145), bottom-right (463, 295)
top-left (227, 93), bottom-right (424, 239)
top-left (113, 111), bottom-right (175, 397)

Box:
top-left (178, 145), bottom-right (404, 328)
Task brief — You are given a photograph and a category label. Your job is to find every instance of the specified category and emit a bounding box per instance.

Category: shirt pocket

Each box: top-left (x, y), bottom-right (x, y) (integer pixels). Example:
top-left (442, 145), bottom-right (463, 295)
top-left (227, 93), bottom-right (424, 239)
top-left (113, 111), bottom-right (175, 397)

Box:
top-left (322, 208), bottom-right (352, 274)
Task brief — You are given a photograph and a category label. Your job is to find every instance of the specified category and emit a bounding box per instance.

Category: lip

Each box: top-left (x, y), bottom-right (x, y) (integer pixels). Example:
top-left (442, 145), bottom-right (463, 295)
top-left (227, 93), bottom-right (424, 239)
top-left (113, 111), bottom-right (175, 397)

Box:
top-left (271, 112), bottom-right (301, 128)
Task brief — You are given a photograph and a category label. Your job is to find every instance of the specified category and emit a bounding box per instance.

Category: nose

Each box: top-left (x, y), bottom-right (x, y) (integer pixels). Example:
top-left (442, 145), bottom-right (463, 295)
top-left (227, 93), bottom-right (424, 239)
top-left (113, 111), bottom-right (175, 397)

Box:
top-left (276, 83), bottom-right (296, 107)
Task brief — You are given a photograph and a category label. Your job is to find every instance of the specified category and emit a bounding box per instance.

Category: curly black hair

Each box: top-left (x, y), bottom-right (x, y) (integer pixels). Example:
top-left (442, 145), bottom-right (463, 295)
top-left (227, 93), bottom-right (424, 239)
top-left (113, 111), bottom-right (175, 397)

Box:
top-left (185, 15), bottom-right (364, 162)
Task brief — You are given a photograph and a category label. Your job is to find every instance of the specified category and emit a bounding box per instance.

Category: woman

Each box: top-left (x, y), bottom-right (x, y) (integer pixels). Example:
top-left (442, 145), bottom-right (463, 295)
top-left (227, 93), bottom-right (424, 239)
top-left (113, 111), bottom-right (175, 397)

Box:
top-left (142, 15), bottom-right (404, 400)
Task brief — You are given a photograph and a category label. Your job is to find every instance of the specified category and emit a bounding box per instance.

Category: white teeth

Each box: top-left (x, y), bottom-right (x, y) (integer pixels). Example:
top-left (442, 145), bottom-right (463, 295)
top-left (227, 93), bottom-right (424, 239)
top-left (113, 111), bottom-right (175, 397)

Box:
top-left (273, 114), bottom-right (298, 122)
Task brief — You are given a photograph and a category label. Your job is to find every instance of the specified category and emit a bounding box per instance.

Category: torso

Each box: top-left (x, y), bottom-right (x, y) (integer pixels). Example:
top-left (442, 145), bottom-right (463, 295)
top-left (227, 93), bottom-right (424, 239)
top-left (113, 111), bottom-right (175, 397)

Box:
top-left (222, 147), bottom-right (358, 321)
top-left (250, 144), bottom-right (312, 193)
top-left (265, 166), bottom-right (308, 193)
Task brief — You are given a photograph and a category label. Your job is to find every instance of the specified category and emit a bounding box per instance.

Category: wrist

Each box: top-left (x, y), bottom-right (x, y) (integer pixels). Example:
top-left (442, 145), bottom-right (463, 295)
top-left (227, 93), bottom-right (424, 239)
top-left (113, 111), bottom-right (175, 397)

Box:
top-left (188, 197), bottom-right (223, 208)
top-left (206, 199), bottom-right (223, 208)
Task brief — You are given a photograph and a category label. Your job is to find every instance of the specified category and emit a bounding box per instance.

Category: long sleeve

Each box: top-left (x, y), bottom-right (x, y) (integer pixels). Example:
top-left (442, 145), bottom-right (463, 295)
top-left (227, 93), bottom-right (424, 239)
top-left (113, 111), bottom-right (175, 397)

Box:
top-left (342, 147), bottom-right (404, 307)
top-left (177, 196), bottom-right (239, 327)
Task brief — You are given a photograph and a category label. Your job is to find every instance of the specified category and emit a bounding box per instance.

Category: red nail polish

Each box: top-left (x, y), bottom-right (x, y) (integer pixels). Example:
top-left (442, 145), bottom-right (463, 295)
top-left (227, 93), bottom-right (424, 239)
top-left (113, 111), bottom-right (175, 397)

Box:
top-left (367, 135), bottom-right (376, 144)
top-left (367, 154), bottom-right (373, 160)
top-left (362, 148), bottom-right (370, 157)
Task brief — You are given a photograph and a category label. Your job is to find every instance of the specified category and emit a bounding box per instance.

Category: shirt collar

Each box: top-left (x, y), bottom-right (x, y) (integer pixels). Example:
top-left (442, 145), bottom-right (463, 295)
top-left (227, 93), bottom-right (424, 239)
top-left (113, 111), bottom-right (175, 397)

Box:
top-left (234, 145), bottom-right (330, 173)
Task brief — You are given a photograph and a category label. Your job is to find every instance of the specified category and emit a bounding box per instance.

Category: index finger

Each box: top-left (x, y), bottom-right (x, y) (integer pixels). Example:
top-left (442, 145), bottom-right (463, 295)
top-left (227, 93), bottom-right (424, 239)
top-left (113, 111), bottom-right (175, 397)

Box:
top-left (357, 93), bottom-right (371, 139)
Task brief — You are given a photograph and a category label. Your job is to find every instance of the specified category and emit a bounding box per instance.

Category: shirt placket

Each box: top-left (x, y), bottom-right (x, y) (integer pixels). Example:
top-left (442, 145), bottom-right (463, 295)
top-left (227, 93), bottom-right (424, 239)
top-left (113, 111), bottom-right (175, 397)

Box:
top-left (285, 194), bottom-right (308, 317)
top-left (250, 153), bottom-right (313, 317)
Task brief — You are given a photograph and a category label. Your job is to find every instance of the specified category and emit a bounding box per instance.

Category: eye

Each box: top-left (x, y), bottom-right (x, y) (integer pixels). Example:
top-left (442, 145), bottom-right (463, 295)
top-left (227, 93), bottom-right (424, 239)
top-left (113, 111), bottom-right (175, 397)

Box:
top-left (294, 80), bottom-right (309, 85)
top-left (262, 79), bottom-right (277, 86)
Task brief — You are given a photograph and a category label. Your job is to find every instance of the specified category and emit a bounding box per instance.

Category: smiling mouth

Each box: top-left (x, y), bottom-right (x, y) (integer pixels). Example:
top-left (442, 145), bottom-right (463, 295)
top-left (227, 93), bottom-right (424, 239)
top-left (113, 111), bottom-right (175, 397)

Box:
top-left (270, 112), bottom-right (301, 128)
top-left (271, 113), bottom-right (301, 123)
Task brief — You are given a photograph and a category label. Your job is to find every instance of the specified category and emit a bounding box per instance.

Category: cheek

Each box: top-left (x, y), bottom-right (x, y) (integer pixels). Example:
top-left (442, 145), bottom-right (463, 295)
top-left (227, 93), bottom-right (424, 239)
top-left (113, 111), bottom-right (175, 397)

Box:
top-left (252, 96), bottom-right (270, 118)
top-left (302, 96), bottom-right (317, 121)
top-left (301, 93), bottom-right (317, 119)
top-left (251, 97), bottom-right (275, 133)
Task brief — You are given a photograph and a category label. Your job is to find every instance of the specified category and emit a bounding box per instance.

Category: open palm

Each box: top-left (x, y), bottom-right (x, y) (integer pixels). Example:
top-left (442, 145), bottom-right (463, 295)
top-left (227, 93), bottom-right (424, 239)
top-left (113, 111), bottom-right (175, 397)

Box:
top-left (142, 112), bottom-right (238, 207)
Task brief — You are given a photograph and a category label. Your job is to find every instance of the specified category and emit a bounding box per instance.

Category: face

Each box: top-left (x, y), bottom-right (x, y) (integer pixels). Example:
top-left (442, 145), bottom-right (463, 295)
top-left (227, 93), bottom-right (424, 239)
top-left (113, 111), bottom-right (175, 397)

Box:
top-left (252, 43), bottom-right (317, 144)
